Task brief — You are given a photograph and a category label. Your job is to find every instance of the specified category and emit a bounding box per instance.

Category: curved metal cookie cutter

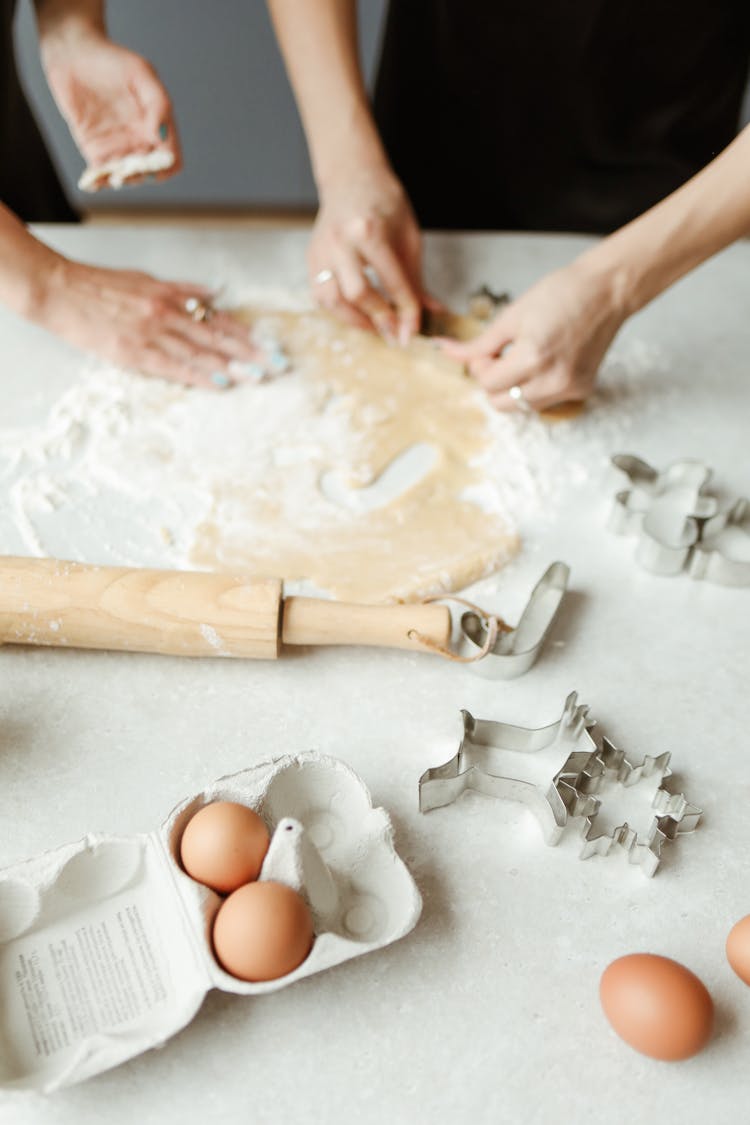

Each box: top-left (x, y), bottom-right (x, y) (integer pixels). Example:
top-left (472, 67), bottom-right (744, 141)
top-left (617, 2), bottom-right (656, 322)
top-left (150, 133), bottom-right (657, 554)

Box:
top-left (419, 692), bottom-right (701, 875)
top-left (457, 562), bottom-right (570, 678)
top-left (688, 497), bottom-right (750, 587)
top-left (609, 454), bottom-right (718, 576)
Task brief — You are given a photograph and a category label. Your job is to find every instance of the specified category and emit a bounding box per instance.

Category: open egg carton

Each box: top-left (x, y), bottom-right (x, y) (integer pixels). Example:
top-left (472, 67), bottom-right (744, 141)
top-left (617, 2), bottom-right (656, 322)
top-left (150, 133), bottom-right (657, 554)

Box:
top-left (0, 752), bottom-right (422, 1092)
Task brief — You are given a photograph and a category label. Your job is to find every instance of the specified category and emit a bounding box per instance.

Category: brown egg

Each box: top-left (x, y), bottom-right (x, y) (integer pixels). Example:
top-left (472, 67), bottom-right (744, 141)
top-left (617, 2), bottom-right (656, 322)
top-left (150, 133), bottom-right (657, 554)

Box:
top-left (213, 880), bottom-right (314, 982)
top-left (600, 953), bottom-right (713, 1061)
top-left (179, 801), bottom-right (270, 894)
top-left (726, 914), bottom-right (750, 984)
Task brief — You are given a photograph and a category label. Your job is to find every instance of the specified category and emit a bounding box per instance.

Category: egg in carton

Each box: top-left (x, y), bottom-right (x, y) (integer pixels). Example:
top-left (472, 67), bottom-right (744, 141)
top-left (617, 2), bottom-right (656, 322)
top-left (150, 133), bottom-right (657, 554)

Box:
top-left (0, 752), bottom-right (422, 1092)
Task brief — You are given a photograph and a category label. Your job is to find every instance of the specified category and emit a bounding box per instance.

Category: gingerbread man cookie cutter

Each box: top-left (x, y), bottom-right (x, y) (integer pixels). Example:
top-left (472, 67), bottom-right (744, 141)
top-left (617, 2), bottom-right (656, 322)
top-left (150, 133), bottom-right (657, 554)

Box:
top-left (608, 454), bottom-right (718, 576)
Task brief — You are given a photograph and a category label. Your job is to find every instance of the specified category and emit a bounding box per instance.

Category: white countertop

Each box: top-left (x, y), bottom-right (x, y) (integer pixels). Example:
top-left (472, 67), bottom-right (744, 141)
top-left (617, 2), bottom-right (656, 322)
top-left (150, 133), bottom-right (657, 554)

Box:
top-left (0, 227), bottom-right (749, 1125)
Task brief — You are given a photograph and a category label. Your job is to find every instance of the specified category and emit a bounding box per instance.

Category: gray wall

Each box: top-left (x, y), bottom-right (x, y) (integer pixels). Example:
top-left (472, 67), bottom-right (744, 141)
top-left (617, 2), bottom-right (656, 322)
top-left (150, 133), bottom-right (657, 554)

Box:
top-left (14, 1), bottom-right (750, 213)
top-left (14, 0), bottom-right (388, 210)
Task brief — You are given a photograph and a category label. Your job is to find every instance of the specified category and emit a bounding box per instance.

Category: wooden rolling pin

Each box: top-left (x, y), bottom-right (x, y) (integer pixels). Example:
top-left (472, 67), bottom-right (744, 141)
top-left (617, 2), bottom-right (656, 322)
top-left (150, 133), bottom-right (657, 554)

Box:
top-left (0, 557), bottom-right (451, 659)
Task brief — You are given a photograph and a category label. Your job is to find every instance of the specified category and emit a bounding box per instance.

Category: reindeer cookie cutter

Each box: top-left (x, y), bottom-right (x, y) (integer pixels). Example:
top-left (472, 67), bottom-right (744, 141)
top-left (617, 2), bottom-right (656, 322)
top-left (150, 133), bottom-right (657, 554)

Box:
top-left (418, 692), bottom-right (701, 876)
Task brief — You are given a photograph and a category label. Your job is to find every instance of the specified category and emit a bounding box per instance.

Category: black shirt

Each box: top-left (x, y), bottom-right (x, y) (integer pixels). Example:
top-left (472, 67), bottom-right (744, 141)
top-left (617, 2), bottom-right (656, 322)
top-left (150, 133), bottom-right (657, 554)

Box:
top-left (373, 1), bottom-right (750, 233)
top-left (1, 0), bottom-right (77, 221)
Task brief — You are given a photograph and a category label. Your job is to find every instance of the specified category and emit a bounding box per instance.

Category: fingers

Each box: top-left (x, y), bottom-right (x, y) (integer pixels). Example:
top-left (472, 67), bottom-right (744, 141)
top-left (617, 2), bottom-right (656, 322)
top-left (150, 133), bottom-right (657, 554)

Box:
top-left (357, 237), bottom-right (421, 342)
top-left (332, 244), bottom-right (399, 338)
top-left (138, 328), bottom-right (262, 393)
top-left (134, 343), bottom-right (219, 390)
top-left (132, 59), bottom-right (182, 174)
top-left (311, 267), bottom-right (376, 332)
top-left (489, 370), bottom-right (585, 413)
top-left (120, 282), bottom-right (274, 390)
top-left (440, 310), bottom-right (517, 362)
top-left (169, 310), bottom-right (263, 365)
top-left (308, 196), bottom-right (427, 342)
top-left (465, 341), bottom-right (538, 394)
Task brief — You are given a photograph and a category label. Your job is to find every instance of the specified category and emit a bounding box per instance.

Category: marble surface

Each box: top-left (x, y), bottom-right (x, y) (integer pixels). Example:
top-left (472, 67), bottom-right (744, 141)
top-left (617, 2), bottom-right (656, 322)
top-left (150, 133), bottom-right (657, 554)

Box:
top-left (0, 227), bottom-right (749, 1124)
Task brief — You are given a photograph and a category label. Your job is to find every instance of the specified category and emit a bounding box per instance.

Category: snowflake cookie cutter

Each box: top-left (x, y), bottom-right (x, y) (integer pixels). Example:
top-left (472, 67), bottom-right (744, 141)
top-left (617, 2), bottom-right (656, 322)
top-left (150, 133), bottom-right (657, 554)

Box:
top-left (608, 453), bottom-right (750, 586)
top-left (418, 692), bottom-right (701, 876)
top-left (457, 562), bottom-right (570, 679)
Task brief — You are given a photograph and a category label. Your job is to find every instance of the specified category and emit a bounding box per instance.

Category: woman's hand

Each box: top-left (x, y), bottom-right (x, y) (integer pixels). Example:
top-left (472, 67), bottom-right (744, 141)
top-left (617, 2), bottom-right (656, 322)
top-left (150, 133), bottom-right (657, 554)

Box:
top-left (309, 162), bottom-right (427, 343)
top-left (442, 260), bottom-right (628, 411)
top-left (35, 256), bottom-right (265, 390)
top-left (41, 24), bottom-right (181, 186)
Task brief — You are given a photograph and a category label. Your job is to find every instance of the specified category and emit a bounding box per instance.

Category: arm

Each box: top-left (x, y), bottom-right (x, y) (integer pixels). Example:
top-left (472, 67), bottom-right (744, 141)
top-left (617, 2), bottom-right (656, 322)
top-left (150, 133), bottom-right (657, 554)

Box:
top-left (267, 0), bottom-right (424, 341)
top-left (34, 0), bottom-right (105, 41)
top-left (0, 202), bottom-right (264, 388)
top-left (445, 125), bottom-right (750, 411)
top-left (587, 124), bottom-right (750, 315)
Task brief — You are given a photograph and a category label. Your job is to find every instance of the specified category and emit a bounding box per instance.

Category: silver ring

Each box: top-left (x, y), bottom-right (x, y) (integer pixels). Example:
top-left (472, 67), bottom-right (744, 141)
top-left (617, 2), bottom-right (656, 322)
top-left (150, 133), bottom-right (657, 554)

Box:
top-left (313, 269), bottom-right (336, 286)
top-left (509, 384), bottom-right (534, 414)
top-left (184, 296), bottom-right (213, 322)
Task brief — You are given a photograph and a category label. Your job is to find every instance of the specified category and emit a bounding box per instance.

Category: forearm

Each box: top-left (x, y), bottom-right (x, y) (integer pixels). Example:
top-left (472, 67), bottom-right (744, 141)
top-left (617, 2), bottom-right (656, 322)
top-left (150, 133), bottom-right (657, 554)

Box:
top-left (266, 0), bottom-right (388, 188)
top-left (0, 204), bottom-right (60, 321)
top-left (34, 0), bottom-right (105, 51)
top-left (580, 124), bottom-right (750, 315)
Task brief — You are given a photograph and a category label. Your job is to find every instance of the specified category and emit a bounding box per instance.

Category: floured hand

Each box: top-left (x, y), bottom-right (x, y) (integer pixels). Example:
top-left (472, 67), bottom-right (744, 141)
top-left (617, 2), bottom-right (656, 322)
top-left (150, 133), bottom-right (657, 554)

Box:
top-left (35, 257), bottom-right (268, 390)
top-left (41, 24), bottom-right (181, 191)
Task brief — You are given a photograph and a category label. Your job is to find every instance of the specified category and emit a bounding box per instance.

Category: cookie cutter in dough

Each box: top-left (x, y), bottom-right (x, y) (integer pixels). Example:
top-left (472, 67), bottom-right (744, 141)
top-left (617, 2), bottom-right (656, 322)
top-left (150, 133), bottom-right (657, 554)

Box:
top-left (457, 561), bottom-right (569, 678)
top-left (468, 284), bottom-right (512, 320)
top-left (419, 692), bottom-right (701, 875)
top-left (688, 497), bottom-right (750, 587)
top-left (609, 453), bottom-right (719, 576)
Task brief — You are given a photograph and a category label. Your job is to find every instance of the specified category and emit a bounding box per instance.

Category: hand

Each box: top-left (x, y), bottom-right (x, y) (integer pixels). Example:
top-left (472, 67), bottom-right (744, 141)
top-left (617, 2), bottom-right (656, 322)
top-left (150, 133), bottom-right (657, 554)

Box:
top-left (309, 163), bottom-right (428, 343)
top-left (442, 261), bottom-right (628, 411)
top-left (41, 26), bottom-right (181, 187)
top-left (35, 255), bottom-right (266, 390)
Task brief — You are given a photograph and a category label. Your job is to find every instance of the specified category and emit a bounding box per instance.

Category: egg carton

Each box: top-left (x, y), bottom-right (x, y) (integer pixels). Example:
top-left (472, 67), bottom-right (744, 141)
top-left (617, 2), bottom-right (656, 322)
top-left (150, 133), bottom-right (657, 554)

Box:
top-left (0, 753), bottom-right (422, 1092)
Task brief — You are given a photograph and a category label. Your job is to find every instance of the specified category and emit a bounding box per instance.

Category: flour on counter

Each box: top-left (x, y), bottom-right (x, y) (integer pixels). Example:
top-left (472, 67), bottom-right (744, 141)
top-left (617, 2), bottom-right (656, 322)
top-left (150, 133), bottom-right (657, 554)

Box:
top-left (0, 301), bottom-right (674, 600)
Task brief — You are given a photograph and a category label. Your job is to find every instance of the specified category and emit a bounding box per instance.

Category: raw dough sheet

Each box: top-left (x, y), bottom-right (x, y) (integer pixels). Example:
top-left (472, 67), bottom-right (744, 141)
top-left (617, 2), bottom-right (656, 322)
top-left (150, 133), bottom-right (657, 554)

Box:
top-left (193, 308), bottom-right (519, 600)
top-left (0, 309), bottom-right (519, 602)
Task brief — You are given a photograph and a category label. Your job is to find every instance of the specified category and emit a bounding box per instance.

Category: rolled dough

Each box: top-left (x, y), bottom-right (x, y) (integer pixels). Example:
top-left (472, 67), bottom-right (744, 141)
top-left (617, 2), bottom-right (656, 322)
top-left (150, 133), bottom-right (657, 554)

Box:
top-left (191, 309), bottom-right (519, 602)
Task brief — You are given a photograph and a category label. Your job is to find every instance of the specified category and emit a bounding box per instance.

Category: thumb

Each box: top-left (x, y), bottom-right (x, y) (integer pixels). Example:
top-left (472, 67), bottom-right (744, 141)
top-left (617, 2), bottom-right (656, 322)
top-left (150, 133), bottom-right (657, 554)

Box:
top-left (439, 306), bottom-right (519, 361)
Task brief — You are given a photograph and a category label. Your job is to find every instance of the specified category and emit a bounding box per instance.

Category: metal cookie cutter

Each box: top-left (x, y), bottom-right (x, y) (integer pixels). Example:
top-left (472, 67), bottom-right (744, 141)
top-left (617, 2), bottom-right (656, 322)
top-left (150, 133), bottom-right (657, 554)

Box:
top-left (457, 562), bottom-right (570, 679)
top-left (578, 734), bottom-right (702, 877)
top-left (419, 692), bottom-right (701, 875)
top-left (419, 692), bottom-right (600, 845)
top-left (609, 454), bottom-right (718, 576)
top-left (688, 498), bottom-right (750, 587)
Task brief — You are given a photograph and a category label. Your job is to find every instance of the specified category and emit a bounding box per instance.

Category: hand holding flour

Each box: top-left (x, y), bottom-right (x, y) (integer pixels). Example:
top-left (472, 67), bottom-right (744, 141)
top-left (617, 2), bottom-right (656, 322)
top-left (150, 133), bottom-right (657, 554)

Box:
top-left (38, 5), bottom-right (180, 189)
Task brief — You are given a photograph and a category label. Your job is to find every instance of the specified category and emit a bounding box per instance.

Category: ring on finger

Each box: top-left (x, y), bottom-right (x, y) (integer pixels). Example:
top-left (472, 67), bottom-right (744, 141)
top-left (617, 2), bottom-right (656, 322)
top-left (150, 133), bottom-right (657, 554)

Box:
top-left (313, 269), bottom-right (336, 286)
top-left (184, 296), bottom-right (214, 323)
top-left (509, 384), bottom-right (535, 415)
